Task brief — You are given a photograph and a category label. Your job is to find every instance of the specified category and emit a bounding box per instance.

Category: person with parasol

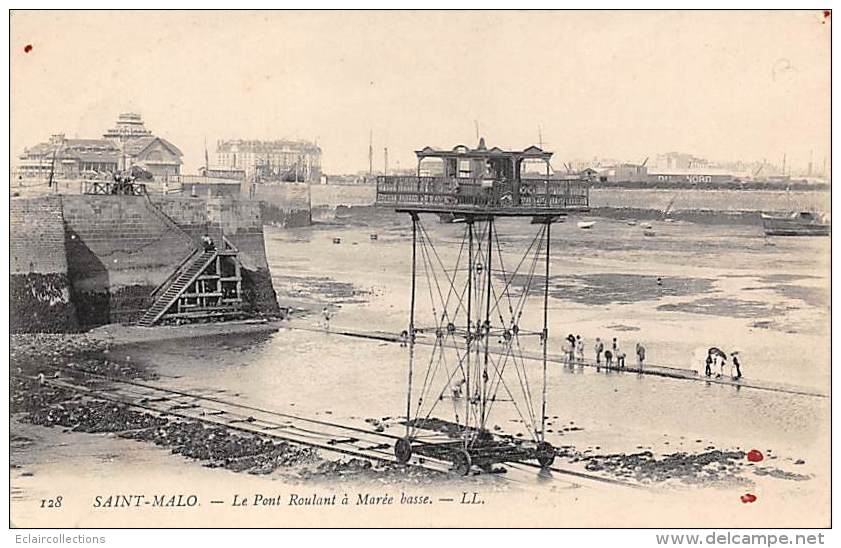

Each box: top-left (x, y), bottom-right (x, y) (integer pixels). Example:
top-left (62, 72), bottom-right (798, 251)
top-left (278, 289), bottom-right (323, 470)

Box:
top-left (708, 347), bottom-right (728, 378)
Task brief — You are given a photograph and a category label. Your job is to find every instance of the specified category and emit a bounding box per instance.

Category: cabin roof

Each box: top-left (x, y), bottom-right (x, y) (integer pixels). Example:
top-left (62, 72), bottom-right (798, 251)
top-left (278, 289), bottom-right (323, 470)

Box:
top-left (415, 138), bottom-right (552, 161)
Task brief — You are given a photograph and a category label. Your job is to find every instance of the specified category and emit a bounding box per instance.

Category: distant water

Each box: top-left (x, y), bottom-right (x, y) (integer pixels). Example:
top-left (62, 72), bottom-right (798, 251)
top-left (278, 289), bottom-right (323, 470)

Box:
top-left (591, 188), bottom-right (831, 213)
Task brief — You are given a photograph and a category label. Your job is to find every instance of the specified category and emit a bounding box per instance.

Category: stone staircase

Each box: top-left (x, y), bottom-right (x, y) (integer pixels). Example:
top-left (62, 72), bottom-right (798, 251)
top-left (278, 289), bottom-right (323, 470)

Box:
top-left (135, 248), bottom-right (218, 327)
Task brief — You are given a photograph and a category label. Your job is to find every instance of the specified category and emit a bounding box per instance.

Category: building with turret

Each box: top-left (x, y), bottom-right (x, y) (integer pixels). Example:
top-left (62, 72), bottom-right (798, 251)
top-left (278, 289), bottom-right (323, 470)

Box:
top-left (17, 112), bottom-right (183, 178)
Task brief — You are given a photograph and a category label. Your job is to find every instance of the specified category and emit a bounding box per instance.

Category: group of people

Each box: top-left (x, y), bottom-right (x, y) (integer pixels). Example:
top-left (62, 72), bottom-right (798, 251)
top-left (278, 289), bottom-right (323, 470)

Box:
top-left (562, 334), bottom-right (646, 370)
top-left (705, 348), bottom-right (743, 380)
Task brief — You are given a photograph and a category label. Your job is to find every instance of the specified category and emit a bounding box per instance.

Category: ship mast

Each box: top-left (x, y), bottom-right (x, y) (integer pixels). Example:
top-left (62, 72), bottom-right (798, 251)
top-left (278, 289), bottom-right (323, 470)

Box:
top-left (368, 130), bottom-right (373, 178)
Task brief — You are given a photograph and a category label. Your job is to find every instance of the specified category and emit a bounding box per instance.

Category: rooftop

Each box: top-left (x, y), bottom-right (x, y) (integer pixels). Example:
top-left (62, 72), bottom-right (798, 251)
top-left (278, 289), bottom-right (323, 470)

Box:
top-left (415, 138), bottom-right (552, 161)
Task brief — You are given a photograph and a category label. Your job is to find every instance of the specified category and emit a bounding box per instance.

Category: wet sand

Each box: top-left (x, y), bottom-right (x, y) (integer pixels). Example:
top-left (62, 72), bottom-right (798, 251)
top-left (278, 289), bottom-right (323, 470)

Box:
top-left (10, 209), bottom-right (830, 527)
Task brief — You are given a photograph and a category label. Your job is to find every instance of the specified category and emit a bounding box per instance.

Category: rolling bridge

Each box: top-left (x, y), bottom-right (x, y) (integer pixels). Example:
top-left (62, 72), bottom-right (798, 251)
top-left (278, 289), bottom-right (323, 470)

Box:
top-left (376, 139), bottom-right (590, 474)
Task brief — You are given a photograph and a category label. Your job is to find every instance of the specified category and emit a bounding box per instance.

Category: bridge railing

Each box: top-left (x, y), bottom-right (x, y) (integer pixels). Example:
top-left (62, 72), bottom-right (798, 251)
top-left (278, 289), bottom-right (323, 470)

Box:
top-left (375, 176), bottom-right (589, 209)
top-left (81, 181), bottom-right (147, 196)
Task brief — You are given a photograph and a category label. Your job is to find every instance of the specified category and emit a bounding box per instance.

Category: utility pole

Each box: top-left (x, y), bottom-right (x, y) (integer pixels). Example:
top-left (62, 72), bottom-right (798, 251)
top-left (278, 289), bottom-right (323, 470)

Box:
top-left (384, 146), bottom-right (389, 176)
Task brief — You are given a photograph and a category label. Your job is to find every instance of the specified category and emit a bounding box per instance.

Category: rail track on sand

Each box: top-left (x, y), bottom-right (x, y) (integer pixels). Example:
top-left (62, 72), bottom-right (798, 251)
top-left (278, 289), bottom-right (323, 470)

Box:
top-left (13, 364), bottom-right (641, 490)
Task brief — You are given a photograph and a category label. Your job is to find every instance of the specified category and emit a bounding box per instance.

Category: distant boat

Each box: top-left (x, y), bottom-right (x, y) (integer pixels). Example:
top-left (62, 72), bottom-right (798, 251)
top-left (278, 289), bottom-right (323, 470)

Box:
top-left (761, 211), bottom-right (829, 236)
top-left (626, 220), bottom-right (637, 226)
top-left (640, 222), bottom-right (653, 229)
top-left (643, 229), bottom-right (656, 237)
top-left (577, 221), bottom-right (595, 229)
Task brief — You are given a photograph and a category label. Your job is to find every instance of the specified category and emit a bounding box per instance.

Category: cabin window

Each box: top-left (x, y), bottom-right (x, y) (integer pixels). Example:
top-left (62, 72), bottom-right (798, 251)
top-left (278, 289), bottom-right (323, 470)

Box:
top-left (458, 159), bottom-right (471, 177)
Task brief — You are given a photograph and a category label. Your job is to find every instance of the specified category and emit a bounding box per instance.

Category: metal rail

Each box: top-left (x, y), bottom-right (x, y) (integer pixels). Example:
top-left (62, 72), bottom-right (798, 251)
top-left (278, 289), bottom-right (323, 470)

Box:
top-left (13, 364), bottom-right (641, 489)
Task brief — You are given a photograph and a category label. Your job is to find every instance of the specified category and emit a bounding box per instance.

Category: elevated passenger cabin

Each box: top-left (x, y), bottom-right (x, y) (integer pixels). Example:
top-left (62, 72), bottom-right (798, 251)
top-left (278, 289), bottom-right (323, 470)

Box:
top-left (379, 139), bottom-right (591, 474)
top-left (375, 138), bottom-right (589, 220)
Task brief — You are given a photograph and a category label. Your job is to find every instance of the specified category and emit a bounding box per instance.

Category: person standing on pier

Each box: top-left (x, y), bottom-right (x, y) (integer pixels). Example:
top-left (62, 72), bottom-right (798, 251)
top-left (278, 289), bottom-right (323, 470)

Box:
top-left (575, 335), bottom-right (585, 365)
top-left (636, 343), bottom-right (646, 370)
top-left (322, 306), bottom-right (332, 332)
top-left (594, 338), bottom-right (604, 365)
top-left (731, 352), bottom-right (742, 380)
top-left (715, 354), bottom-right (727, 379)
top-left (612, 338), bottom-right (624, 368)
top-left (565, 333), bottom-right (576, 367)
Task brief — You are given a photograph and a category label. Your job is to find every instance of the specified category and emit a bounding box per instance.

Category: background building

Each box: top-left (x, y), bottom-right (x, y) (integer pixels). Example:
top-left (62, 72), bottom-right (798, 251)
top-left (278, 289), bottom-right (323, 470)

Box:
top-left (17, 113), bottom-right (183, 178)
top-left (215, 139), bottom-right (322, 182)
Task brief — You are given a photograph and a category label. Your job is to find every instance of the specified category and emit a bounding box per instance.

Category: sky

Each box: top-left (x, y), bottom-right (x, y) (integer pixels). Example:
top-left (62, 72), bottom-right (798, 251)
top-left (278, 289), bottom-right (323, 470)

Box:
top-left (10, 10), bottom-right (831, 175)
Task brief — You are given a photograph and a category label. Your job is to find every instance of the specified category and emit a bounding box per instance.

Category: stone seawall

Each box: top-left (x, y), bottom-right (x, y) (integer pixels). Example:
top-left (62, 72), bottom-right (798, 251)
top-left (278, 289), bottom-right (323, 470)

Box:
top-left (62, 195), bottom-right (198, 327)
top-left (10, 196), bottom-right (79, 332)
top-left (250, 182), bottom-right (311, 228)
top-left (11, 195), bottom-right (280, 333)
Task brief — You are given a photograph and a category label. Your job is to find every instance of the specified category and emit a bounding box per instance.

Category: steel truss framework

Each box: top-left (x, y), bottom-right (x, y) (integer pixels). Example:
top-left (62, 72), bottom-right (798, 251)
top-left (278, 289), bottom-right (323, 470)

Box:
top-left (394, 211), bottom-right (561, 474)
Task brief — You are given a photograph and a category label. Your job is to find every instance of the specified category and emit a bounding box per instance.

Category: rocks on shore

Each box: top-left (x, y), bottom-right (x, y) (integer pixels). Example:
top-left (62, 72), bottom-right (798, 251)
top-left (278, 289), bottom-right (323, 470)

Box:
top-left (575, 448), bottom-right (748, 485)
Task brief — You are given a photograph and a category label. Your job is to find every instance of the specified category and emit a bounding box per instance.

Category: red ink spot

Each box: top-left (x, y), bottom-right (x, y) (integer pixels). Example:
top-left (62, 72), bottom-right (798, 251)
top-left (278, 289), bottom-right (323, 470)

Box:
top-left (747, 449), bottom-right (764, 462)
top-left (823, 11), bottom-right (831, 24)
top-left (23, 44), bottom-right (32, 53)
top-left (740, 493), bottom-right (758, 504)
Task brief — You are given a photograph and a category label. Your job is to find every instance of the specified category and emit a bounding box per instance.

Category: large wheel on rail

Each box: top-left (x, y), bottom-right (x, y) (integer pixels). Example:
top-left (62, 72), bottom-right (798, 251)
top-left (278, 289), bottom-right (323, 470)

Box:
top-left (394, 437), bottom-right (413, 464)
top-left (536, 441), bottom-right (556, 469)
top-left (452, 449), bottom-right (472, 476)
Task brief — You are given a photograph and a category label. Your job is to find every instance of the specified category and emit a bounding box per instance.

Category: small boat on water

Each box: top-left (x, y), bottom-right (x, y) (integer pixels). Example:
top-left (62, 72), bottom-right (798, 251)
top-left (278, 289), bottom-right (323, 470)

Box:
top-left (626, 220), bottom-right (637, 226)
top-left (761, 211), bottom-right (830, 236)
top-left (643, 229), bottom-right (656, 237)
top-left (577, 221), bottom-right (595, 229)
top-left (640, 222), bottom-right (653, 229)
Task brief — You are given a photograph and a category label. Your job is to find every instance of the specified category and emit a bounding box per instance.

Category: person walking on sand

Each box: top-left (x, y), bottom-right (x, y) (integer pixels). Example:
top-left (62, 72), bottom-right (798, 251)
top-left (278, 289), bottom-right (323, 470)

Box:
top-left (616, 346), bottom-right (626, 368)
top-left (636, 343), bottom-right (646, 370)
top-left (575, 335), bottom-right (585, 364)
top-left (704, 353), bottom-right (713, 377)
top-left (322, 307), bottom-right (332, 331)
top-left (611, 338), bottom-right (624, 368)
top-left (604, 348), bottom-right (614, 369)
top-left (594, 338), bottom-right (604, 365)
top-left (564, 337), bottom-right (575, 367)
top-left (731, 352), bottom-right (742, 380)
